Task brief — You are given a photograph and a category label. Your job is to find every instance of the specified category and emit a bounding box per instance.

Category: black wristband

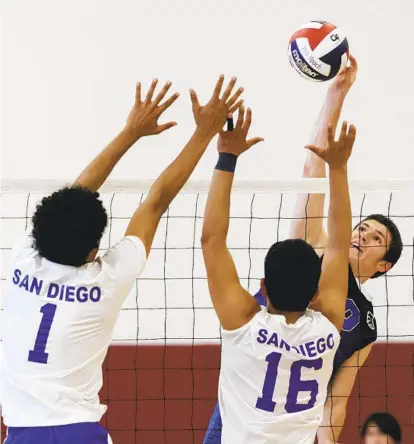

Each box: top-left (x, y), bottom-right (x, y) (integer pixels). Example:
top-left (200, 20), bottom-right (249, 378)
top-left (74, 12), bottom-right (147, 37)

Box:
top-left (215, 152), bottom-right (237, 173)
top-left (227, 116), bottom-right (234, 131)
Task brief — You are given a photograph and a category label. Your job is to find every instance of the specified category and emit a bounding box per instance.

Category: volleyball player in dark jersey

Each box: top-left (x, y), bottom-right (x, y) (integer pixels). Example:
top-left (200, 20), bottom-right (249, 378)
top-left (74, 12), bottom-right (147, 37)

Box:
top-left (203, 56), bottom-right (403, 444)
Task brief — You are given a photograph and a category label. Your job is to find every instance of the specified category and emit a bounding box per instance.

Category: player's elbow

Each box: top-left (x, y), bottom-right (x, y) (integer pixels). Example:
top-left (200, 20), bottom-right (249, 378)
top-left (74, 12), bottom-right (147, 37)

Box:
top-left (146, 186), bottom-right (169, 215)
top-left (288, 219), bottom-right (307, 241)
top-left (289, 222), bottom-right (318, 246)
top-left (200, 231), bottom-right (228, 256)
top-left (200, 233), bottom-right (222, 248)
top-left (200, 233), bottom-right (210, 246)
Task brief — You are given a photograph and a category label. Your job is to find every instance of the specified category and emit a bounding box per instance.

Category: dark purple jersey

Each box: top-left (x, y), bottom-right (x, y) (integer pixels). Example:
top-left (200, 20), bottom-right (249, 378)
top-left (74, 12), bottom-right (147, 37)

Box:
top-left (332, 264), bottom-right (377, 373)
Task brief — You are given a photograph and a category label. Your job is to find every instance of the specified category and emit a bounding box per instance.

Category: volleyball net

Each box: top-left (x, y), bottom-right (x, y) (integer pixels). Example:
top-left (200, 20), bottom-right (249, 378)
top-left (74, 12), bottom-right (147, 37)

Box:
top-left (1, 178), bottom-right (414, 443)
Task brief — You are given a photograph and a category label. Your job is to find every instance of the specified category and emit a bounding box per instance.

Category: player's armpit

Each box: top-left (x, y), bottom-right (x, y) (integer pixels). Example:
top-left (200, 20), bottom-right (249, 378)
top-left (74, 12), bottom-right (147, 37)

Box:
top-left (201, 238), bottom-right (260, 331)
top-left (314, 230), bottom-right (328, 256)
top-left (318, 344), bottom-right (372, 442)
top-left (125, 192), bottom-right (164, 257)
top-left (311, 292), bottom-right (346, 333)
top-left (311, 250), bottom-right (349, 331)
top-left (289, 192), bottom-right (327, 255)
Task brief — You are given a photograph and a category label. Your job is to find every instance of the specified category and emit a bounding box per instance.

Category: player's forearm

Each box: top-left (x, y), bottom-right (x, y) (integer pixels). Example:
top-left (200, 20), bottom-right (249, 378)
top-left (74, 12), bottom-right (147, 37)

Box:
top-left (326, 166), bottom-right (351, 251)
top-left (73, 129), bottom-right (139, 192)
top-left (201, 169), bottom-right (233, 242)
top-left (318, 400), bottom-right (347, 443)
top-left (318, 423), bottom-right (345, 443)
top-left (289, 193), bottom-right (325, 247)
top-left (305, 88), bottom-right (348, 177)
top-left (147, 129), bottom-right (212, 213)
top-left (289, 89), bottom-right (347, 245)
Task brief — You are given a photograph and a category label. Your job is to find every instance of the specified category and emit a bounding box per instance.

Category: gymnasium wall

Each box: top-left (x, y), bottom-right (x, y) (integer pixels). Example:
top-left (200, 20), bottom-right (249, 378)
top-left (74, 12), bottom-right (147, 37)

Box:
top-left (2, 0), bottom-right (414, 181)
top-left (98, 343), bottom-right (414, 443)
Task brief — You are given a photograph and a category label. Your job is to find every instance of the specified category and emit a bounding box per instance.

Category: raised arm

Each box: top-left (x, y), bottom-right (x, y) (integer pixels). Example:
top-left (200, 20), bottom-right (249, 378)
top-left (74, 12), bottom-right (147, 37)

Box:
top-left (125, 75), bottom-right (244, 256)
top-left (290, 56), bottom-right (358, 252)
top-left (201, 107), bottom-right (264, 330)
top-left (306, 122), bottom-right (356, 331)
top-left (74, 80), bottom-right (179, 192)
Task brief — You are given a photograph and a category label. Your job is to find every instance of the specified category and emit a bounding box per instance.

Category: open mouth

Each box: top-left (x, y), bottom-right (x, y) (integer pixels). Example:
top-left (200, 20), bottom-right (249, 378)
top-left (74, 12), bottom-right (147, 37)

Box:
top-left (351, 243), bottom-right (363, 253)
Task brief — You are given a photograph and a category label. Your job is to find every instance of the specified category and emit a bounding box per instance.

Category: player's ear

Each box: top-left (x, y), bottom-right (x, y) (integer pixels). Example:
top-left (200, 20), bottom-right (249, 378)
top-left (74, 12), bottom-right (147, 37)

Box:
top-left (260, 278), bottom-right (268, 296)
top-left (376, 260), bottom-right (392, 275)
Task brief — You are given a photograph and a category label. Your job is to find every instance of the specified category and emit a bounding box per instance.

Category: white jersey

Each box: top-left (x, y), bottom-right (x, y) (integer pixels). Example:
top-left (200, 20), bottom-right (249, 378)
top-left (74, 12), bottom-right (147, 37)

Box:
top-left (0, 230), bottom-right (146, 427)
top-left (219, 306), bottom-right (340, 444)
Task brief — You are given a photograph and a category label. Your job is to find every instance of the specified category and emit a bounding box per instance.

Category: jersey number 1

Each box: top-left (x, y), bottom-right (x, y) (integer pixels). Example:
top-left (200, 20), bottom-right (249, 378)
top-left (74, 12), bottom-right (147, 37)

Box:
top-left (28, 303), bottom-right (57, 364)
top-left (256, 352), bottom-right (322, 413)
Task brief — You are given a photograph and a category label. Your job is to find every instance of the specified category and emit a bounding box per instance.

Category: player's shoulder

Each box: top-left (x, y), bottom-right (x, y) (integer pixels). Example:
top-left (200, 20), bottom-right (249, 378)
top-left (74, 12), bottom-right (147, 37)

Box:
top-left (348, 267), bottom-right (371, 302)
top-left (102, 236), bottom-right (145, 260)
top-left (359, 290), bottom-right (377, 336)
top-left (351, 305), bottom-right (377, 350)
top-left (10, 230), bottom-right (36, 263)
top-left (364, 309), bottom-right (377, 334)
top-left (117, 235), bottom-right (145, 250)
top-left (305, 308), bottom-right (341, 336)
top-left (305, 307), bottom-right (332, 322)
top-left (221, 306), bottom-right (266, 339)
top-left (348, 279), bottom-right (375, 317)
top-left (342, 289), bottom-right (377, 351)
top-left (100, 235), bottom-right (147, 278)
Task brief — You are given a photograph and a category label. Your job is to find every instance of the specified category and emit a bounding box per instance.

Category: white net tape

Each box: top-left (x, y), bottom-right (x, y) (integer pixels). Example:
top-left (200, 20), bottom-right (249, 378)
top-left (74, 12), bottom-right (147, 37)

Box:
top-left (1, 179), bottom-right (414, 345)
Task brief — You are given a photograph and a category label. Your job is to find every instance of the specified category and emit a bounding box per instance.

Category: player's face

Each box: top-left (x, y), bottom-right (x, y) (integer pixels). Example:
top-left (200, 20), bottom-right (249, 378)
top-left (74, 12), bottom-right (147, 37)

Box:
top-left (349, 220), bottom-right (391, 280)
top-left (363, 423), bottom-right (397, 443)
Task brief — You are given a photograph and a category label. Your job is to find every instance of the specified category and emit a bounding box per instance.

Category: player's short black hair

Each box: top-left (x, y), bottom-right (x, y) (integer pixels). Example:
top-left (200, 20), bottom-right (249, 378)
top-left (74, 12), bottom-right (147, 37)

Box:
top-left (354, 214), bottom-right (403, 279)
top-left (264, 239), bottom-right (321, 312)
top-left (361, 412), bottom-right (401, 442)
top-left (32, 186), bottom-right (108, 267)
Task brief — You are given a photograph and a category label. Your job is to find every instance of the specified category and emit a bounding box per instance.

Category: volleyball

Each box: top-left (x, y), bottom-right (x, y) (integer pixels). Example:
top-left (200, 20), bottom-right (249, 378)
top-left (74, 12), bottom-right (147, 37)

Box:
top-left (288, 21), bottom-right (349, 82)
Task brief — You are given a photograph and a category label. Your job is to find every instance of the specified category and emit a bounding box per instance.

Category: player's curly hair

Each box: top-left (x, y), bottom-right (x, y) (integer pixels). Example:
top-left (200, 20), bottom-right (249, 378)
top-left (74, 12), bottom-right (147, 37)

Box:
top-left (32, 186), bottom-right (108, 266)
top-left (264, 239), bottom-right (321, 312)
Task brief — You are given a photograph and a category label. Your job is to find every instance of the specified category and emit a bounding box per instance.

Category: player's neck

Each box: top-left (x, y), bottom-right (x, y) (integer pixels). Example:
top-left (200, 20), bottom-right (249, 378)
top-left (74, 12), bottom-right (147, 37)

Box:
top-left (349, 262), bottom-right (370, 285)
top-left (269, 308), bottom-right (305, 324)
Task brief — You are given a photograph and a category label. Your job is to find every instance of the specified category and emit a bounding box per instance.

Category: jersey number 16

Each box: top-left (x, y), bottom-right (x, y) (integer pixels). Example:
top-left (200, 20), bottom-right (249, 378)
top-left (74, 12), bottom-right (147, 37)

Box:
top-left (256, 352), bottom-right (322, 413)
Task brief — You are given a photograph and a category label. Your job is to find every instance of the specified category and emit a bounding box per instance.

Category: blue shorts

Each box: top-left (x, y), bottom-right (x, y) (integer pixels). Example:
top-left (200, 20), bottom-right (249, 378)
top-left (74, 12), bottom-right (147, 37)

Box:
top-left (4, 422), bottom-right (112, 444)
top-left (203, 402), bottom-right (222, 444)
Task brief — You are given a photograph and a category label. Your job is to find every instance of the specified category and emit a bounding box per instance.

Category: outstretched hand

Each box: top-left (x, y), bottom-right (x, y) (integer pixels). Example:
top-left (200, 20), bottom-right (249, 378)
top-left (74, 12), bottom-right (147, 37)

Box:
top-left (125, 79), bottom-right (180, 138)
top-left (190, 75), bottom-right (244, 138)
top-left (305, 121), bottom-right (356, 169)
top-left (217, 106), bottom-right (264, 156)
top-left (330, 54), bottom-right (358, 94)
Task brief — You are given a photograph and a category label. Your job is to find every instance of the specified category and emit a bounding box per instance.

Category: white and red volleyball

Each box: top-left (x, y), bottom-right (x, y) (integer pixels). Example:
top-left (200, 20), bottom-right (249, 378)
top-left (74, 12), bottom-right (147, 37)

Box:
top-left (288, 21), bottom-right (349, 82)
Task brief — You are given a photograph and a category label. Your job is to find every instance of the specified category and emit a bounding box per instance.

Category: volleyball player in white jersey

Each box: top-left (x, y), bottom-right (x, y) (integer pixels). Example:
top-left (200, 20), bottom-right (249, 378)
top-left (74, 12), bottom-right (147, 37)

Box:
top-left (1, 75), bottom-right (244, 444)
top-left (201, 107), bottom-right (356, 444)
